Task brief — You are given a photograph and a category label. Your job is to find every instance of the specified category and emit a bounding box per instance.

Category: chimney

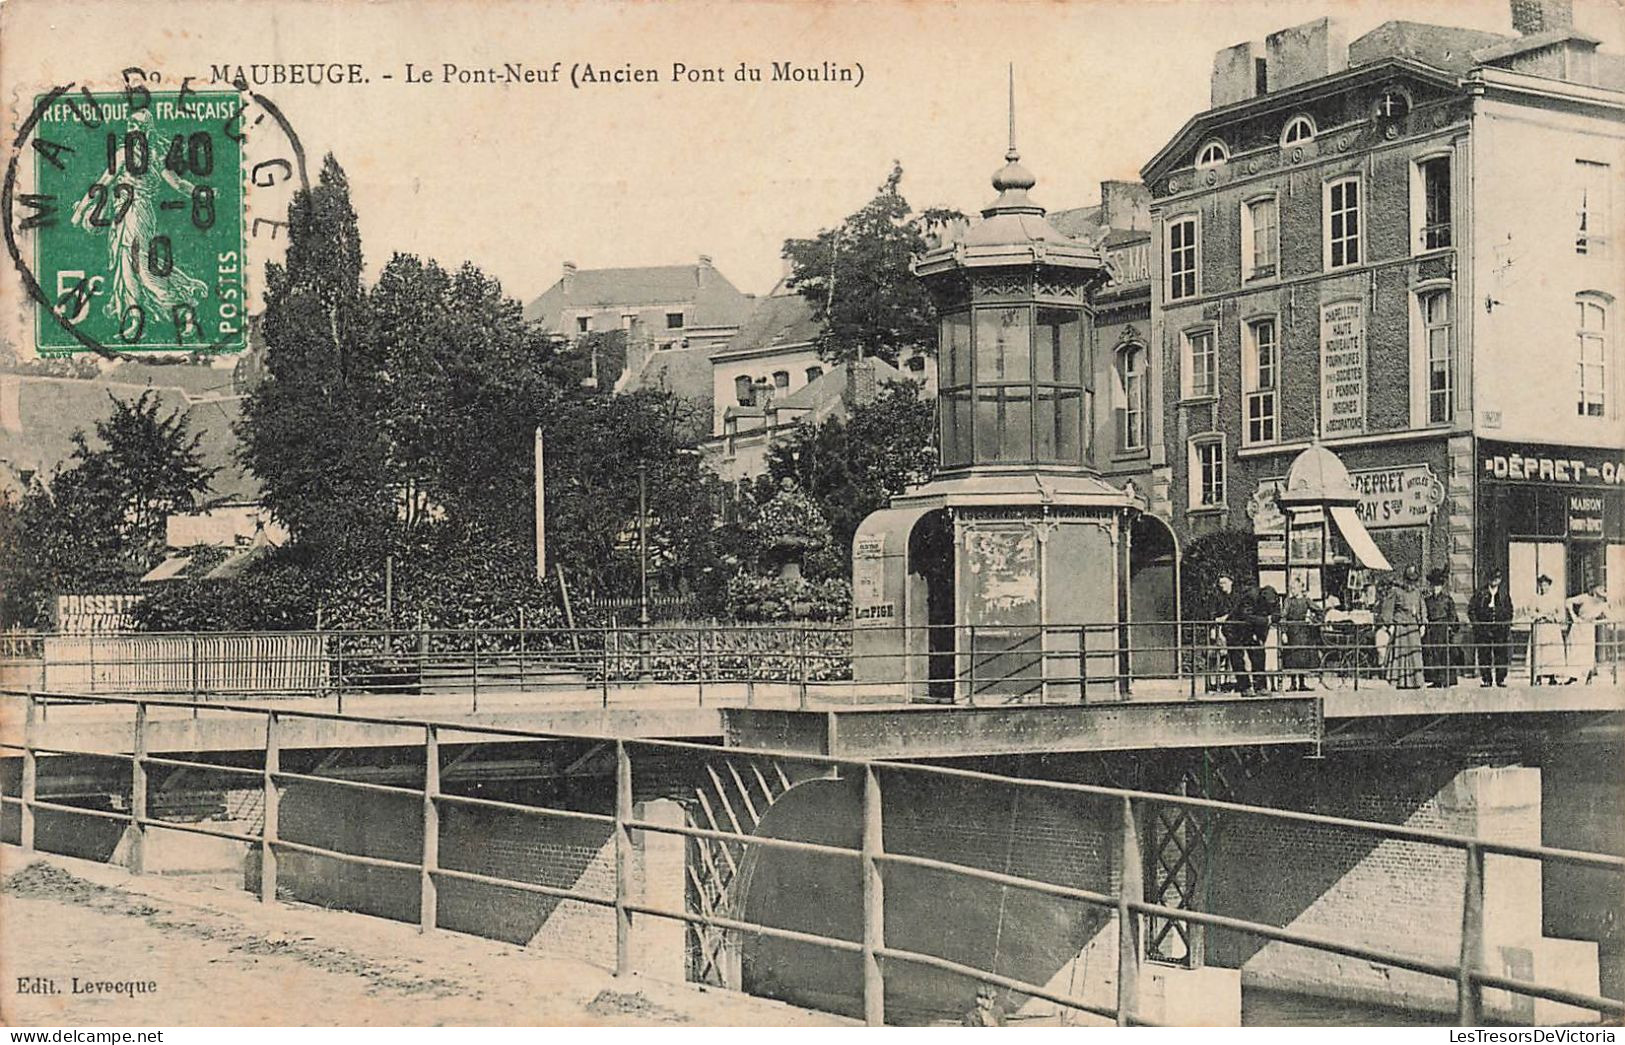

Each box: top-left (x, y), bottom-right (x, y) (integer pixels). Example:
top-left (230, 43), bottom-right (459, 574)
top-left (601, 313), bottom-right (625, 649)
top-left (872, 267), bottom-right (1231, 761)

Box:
top-left (1510, 0), bottom-right (1573, 34)
top-left (697, 254), bottom-right (713, 290)
top-left (845, 358), bottom-right (877, 407)
top-left (1212, 39), bottom-right (1264, 107)
top-left (1099, 180), bottom-right (1151, 232)
top-left (1265, 18), bottom-right (1348, 93)
top-left (561, 261), bottom-right (577, 294)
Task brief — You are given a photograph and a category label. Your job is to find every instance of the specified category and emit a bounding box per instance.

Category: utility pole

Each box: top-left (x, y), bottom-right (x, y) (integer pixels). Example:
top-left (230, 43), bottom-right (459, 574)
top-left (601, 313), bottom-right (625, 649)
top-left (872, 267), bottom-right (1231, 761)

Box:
top-left (534, 427), bottom-right (546, 582)
top-left (638, 460), bottom-right (650, 628)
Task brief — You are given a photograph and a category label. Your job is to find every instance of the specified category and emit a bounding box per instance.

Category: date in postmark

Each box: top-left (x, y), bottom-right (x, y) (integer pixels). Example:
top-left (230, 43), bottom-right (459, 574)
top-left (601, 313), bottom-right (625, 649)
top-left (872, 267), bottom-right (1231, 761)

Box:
top-left (3, 69), bottom-right (308, 358)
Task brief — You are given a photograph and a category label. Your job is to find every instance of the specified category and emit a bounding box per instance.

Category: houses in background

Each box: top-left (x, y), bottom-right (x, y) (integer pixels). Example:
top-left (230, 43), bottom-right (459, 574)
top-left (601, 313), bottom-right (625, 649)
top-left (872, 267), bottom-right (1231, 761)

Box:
top-left (1142, 0), bottom-right (1624, 605)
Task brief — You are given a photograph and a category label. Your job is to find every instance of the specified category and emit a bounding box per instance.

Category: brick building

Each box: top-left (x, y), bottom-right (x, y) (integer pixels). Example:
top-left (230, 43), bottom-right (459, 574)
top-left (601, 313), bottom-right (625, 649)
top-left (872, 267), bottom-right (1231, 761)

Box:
top-left (1142, 3), bottom-right (1625, 605)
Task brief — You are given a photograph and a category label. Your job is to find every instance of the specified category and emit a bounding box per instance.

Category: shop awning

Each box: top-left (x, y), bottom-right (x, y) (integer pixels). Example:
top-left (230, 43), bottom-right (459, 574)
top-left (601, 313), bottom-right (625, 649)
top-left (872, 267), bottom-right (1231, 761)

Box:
top-left (1329, 505), bottom-right (1392, 572)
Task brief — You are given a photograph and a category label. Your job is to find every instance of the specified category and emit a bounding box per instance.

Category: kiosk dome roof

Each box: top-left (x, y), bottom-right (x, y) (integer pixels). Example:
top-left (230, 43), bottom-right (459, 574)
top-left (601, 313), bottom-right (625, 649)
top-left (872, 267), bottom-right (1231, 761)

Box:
top-left (1281, 444), bottom-right (1360, 505)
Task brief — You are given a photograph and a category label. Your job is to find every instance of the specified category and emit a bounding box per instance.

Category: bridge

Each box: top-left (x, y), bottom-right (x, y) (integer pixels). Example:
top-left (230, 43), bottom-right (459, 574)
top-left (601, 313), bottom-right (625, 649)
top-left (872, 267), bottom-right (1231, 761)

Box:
top-left (1, 623), bottom-right (1620, 1026)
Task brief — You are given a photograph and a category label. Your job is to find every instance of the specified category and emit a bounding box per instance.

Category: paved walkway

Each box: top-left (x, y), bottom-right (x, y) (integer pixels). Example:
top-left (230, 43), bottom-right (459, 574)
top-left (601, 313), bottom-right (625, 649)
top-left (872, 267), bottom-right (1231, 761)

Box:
top-left (0, 845), bottom-right (848, 1027)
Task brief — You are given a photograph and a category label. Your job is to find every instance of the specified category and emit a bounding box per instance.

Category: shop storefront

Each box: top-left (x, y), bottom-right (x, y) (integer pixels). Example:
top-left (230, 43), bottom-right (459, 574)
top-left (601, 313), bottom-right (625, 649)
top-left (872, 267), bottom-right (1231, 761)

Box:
top-left (1476, 439), bottom-right (1625, 607)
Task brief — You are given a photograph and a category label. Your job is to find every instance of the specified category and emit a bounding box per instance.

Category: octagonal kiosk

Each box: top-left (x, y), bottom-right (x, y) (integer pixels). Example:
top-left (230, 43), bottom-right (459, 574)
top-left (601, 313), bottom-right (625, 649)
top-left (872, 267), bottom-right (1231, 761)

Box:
top-left (852, 131), bottom-right (1145, 703)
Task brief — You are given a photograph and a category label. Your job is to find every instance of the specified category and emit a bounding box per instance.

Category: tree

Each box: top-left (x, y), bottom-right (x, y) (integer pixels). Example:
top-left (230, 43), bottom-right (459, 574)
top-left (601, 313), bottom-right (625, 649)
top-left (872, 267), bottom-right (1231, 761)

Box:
top-left (781, 163), bottom-right (962, 365)
top-left (238, 154), bottom-right (389, 559)
top-left (765, 379), bottom-right (936, 573)
top-left (1181, 530), bottom-right (1259, 621)
top-left (541, 389), bottom-right (722, 604)
top-left (0, 391), bottom-right (216, 627)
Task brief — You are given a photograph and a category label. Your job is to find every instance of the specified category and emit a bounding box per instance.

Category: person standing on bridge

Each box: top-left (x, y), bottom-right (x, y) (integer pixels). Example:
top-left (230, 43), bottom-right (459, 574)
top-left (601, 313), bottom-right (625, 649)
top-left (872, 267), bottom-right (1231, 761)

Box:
top-left (1567, 582), bottom-right (1610, 685)
top-left (1217, 574), bottom-right (1266, 695)
top-left (1528, 574), bottom-right (1573, 685)
top-left (1380, 565), bottom-right (1426, 689)
top-left (1423, 567), bottom-right (1460, 688)
top-left (1468, 570), bottom-right (1514, 687)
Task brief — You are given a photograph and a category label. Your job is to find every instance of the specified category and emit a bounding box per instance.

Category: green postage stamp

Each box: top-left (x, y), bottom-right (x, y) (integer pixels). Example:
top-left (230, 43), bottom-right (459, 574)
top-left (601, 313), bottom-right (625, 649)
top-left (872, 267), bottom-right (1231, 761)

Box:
top-left (31, 91), bottom-right (246, 354)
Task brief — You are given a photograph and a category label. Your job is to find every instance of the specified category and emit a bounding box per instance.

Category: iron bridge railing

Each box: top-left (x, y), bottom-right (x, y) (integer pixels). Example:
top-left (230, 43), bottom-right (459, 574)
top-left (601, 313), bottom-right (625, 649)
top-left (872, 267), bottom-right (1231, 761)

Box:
top-left (0, 688), bottom-right (1620, 1027)
top-left (3, 619), bottom-right (1618, 711)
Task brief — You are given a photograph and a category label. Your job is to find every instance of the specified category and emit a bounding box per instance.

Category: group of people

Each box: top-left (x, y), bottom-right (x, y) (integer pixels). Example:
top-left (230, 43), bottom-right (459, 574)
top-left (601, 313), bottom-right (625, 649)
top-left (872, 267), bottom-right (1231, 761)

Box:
top-left (1211, 568), bottom-right (1613, 694)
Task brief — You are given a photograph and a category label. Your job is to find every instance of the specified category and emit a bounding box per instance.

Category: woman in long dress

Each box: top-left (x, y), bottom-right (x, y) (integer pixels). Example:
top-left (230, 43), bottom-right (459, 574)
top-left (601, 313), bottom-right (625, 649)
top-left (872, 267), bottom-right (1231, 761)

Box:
top-left (1278, 579), bottom-right (1320, 691)
top-left (1380, 566), bottom-right (1426, 689)
top-left (69, 109), bottom-right (209, 337)
top-left (1566, 583), bottom-right (1610, 685)
top-left (1527, 574), bottom-right (1571, 684)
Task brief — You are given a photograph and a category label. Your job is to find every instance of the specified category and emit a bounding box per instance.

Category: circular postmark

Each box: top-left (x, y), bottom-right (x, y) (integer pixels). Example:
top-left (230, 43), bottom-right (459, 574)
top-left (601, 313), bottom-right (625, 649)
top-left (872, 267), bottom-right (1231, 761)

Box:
top-left (3, 68), bottom-right (309, 359)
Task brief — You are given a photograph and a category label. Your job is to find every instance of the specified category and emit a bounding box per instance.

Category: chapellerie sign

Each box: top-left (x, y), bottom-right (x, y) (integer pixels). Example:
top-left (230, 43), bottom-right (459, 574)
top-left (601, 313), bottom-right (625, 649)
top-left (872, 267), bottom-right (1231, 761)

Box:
top-left (1319, 299), bottom-right (1366, 437)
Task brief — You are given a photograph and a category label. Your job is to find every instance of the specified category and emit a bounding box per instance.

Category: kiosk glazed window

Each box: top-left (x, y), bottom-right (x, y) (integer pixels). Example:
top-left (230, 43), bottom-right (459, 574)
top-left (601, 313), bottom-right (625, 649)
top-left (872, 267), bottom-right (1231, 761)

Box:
top-left (938, 306), bottom-right (1088, 468)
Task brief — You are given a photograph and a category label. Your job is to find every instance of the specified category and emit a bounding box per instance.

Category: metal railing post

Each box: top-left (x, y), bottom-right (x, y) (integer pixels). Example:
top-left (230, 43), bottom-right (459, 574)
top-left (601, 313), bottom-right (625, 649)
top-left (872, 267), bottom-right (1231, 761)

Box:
top-left (614, 739), bottom-right (633, 976)
top-left (189, 633), bottom-right (200, 696)
top-left (696, 629), bottom-right (705, 707)
top-left (260, 711), bottom-right (281, 904)
top-left (420, 724), bottom-right (439, 934)
top-left (966, 624), bottom-right (977, 707)
top-left (21, 691), bottom-right (38, 852)
top-left (126, 702), bottom-right (148, 875)
top-left (601, 625), bottom-right (611, 708)
top-left (1118, 620), bottom-right (1131, 701)
top-left (862, 764), bottom-right (886, 1026)
top-left (1457, 843), bottom-right (1485, 1025)
top-left (335, 634), bottom-right (346, 714)
top-left (1079, 626), bottom-right (1089, 705)
top-left (798, 628), bottom-right (810, 709)
top-left (1116, 795), bottom-right (1143, 1027)
top-left (471, 638), bottom-right (480, 714)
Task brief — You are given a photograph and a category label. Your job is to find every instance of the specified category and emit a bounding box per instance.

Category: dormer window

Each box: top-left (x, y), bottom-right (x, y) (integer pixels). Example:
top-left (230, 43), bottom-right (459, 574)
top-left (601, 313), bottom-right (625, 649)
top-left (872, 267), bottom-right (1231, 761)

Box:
top-left (1376, 89), bottom-right (1411, 121)
top-left (1196, 141), bottom-right (1229, 169)
top-left (1281, 115), bottom-right (1316, 146)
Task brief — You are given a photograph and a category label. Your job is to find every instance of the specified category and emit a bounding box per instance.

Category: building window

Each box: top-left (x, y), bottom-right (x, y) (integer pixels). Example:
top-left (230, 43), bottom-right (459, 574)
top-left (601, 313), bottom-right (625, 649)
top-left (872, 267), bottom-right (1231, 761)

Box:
top-left (665, 311), bottom-right (684, 329)
top-left (1243, 319), bottom-right (1278, 445)
top-left (1196, 141), bottom-right (1229, 168)
top-left (1415, 156), bottom-right (1451, 251)
top-left (1191, 437), bottom-right (1226, 509)
top-left (1282, 115), bottom-right (1316, 146)
top-left (1577, 160), bottom-right (1610, 255)
top-left (734, 375), bottom-right (753, 405)
top-left (1578, 296), bottom-right (1609, 418)
top-left (1376, 88), bottom-right (1411, 120)
top-left (1118, 344), bottom-right (1146, 452)
top-left (576, 315), bottom-right (591, 334)
top-left (1325, 176), bottom-right (1361, 270)
top-left (1182, 328), bottom-right (1216, 399)
top-left (1419, 289), bottom-right (1454, 425)
top-left (805, 365), bottom-right (824, 383)
top-left (1242, 196), bottom-right (1278, 281)
top-left (1167, 216), bottom-right (1198, 302)
top-left (772, 370), bottom-right (790, 389)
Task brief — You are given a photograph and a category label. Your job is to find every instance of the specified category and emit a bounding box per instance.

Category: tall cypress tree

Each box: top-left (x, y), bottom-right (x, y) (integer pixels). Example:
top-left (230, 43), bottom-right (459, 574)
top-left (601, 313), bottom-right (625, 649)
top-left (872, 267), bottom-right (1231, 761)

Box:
top-left (238, 155), bottom-right (390, 559)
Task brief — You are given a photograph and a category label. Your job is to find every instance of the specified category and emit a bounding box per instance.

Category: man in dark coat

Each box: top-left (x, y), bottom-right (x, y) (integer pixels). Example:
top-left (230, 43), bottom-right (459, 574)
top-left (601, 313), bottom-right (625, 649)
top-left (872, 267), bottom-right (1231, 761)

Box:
top-left (1467, 570), bottom-right (1514, 687)
top-left (1423, 567), bottom-right (1459, 688)
top-left (1217, 574), bottom-right (1266, 694)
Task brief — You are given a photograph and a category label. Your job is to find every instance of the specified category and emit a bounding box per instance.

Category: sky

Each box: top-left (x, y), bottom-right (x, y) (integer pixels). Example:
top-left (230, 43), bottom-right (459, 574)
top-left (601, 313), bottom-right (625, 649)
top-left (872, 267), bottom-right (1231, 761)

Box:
top-left (3, 0), bottom-right (1622, 335)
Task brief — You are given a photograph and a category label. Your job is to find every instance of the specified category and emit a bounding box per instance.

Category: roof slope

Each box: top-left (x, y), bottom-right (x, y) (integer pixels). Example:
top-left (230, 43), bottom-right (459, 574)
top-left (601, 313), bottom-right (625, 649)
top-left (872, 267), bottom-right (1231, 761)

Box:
top-left (715, 291), bottom-right (823, 358)
top-left (0, 374), bottom-right (256, 503)
top-left (525, 262), bottom-right (754, 331)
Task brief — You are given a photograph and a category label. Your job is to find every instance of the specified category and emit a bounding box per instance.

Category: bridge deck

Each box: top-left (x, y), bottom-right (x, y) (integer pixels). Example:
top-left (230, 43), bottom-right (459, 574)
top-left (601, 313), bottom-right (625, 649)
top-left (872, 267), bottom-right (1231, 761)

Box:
top-left (1, 678), bottom-right (1617, 759)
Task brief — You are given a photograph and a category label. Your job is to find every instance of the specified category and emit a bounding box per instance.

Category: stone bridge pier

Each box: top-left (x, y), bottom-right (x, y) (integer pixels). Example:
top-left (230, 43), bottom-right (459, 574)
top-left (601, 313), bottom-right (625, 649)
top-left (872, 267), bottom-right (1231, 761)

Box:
top-left (1193, 753), bottom-right (1603, 1024)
